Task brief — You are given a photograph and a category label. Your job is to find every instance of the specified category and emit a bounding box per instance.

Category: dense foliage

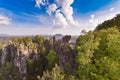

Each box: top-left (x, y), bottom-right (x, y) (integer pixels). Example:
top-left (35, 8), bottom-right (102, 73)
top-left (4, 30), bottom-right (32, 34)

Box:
top-left (76, 28), bottom-right (120, 80)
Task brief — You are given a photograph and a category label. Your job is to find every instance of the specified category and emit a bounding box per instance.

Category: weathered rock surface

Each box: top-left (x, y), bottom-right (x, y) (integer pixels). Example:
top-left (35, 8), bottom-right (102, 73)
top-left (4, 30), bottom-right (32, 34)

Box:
top-left (1, 42), bottom-right (38, 78)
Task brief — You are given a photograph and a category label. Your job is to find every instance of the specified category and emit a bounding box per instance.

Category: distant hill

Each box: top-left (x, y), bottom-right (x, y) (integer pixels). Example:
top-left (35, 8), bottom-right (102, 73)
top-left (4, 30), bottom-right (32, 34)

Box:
top-left (55, 34), bottom-right (63, 37)
top-left (95, 14), bottom-right (120, 31)
top-left (0, 34), bottom-right (10, 37)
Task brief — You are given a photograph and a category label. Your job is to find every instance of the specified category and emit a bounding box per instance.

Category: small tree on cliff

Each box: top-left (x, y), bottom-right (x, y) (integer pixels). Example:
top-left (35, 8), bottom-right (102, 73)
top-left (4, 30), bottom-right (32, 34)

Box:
top-left (46, 50), bottom-right (58, 70)
top-left (37, 64), bottom-right (65, 80)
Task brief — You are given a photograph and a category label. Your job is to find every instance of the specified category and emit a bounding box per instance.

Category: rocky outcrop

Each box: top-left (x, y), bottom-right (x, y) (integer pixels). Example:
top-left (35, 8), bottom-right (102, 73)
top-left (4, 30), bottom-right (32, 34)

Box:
top-left (0, 35), bottom-right (77, 78)
top-left (1, 42), bottom-right (38, 78)
top-left (58, 45), bottom-right (75, 73)
top-left (62, 35), bottom-right (71, 44)
top-left (58, 35), bottom-right (76, 74)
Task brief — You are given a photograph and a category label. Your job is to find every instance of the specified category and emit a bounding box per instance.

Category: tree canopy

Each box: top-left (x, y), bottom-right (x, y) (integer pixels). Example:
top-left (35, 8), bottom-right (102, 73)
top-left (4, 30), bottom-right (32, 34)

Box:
top-left (76, 28), bottom-right (120, 80)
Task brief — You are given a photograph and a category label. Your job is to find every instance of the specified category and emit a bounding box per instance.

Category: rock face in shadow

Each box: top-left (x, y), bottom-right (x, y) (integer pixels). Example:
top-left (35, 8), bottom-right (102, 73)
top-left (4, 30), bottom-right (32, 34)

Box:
top-left (58, 45), bottom-right (75, 73)
top-left (62, 35), bottom-right (71, 44)
top-left (58, 35), bottom-right (76, 74)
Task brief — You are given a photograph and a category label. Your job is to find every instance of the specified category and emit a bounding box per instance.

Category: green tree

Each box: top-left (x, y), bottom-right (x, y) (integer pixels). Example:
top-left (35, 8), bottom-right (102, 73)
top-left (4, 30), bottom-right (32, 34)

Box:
top-left (37, 64), bottom-right (77, 80)
top-left (0, 61), bottom-right (20, 80)
top-left (92, 28), bottom-right (120, 80)
top-left (76, 31), bottom-right (99, 79)
top-left (23, 37), bottom-right (33, 45)
top-left (37, 64), bottom-right (65, 80)
top-left (33, 35), bottom-right (44, 44)
top-left (46, 50), bottom-right (58, 70)
top-left (76, 28), bottom-right (120, 80)
top-left (26, 59), bottom-right (36, 80)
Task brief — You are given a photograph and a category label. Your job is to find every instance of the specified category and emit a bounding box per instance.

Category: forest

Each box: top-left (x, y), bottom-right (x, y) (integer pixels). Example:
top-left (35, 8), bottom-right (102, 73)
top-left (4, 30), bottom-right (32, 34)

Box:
top-left (0, 14), bottom-right (120, 80)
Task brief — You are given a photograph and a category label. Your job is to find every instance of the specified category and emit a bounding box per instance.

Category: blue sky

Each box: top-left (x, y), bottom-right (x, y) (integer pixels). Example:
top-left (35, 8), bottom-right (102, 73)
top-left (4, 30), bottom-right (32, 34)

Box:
top-left (0, 0), bottom-right (120, 35)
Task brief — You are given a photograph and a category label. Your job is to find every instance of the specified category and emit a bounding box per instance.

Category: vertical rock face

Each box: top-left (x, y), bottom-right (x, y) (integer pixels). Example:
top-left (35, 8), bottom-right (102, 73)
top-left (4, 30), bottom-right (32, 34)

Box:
top-left (1, 44), bottom-right (16, 64)
top-left (1, 47), bottom-right (8, 64)
top-left (44, 35), bottom-right (76, 73)
top-left (62, 35), bottom-right (71, 44)
top-left (0, 42), bottom-right (37, 77)
top-left (58, 45), bottom-right (75, 71)
top-left (57, 35), bottom-right (76, 74)
top-left (14, 44), bottom-right (29, 77)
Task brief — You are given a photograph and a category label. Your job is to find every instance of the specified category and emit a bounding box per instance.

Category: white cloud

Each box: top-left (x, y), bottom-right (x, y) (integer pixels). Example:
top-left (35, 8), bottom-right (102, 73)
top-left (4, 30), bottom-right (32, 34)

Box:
top-left (89, 14), bottom-right (101, 28)
top-left (46, 4), bottom-right (57, 15)
top-left (53, 10), bottom-right (68, 28)
top-left (57, 0), bottom-right (74, 23)
top-left (89, 9), bottom-right (120, 28)
top-left (36, 0), bottom-right (79, 28)
top-left (110, 8), bottom-right (114, 11)
top-left (35, 0), bottom-right (49, 7)
top-left (35, 0), bottom-right (43, 7)
top-left (0, 15), bottom-right (11, 25)
top-left (54, 0), bottom-right (79, 28)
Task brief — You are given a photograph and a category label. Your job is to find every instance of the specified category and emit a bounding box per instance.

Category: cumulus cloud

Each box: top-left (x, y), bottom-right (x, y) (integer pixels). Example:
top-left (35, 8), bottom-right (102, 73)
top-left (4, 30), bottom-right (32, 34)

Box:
top-left (36, 0), bottom-right (79, 28)
top-left (46, 4), bottom-right (57, 15)
top-left (53, 10), bottom-right (68, 28)
top-left (54, 0), bottom-right (79, 28)
top-left (0, 15), bottom-right (11, 25)
top-left (35, 0), bottom-right (49, 7)
top-left (56, 0), bottom-right (75, 24)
